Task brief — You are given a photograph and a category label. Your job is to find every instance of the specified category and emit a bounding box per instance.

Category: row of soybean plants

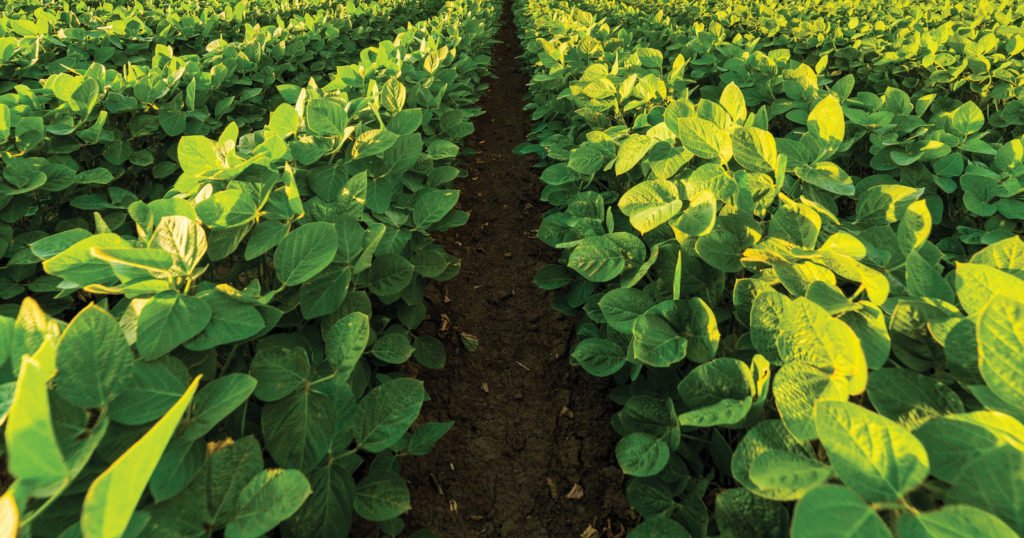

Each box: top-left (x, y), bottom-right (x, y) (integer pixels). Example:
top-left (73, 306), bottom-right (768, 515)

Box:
top-left (0, 0), bottom-right (445, 247)
top-left (515, 0), bottom-right (1024, 535)
top-left (626, 0), bottom-right (1024, 116)
top-left (0, 0), bottom-right (499, 536)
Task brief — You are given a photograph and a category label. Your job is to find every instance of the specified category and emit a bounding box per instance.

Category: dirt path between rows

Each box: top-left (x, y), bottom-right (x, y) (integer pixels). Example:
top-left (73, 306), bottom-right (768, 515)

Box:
top-left (400, 2), bottom-right (633, 536)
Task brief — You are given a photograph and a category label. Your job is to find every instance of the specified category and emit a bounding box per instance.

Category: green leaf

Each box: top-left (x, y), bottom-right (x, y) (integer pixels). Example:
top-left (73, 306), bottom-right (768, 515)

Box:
top-left (224, 469), bottom-right (312, 538)
top-left (567, 144), bottom-right (604, 175)
top-left (791, 485), bottom-right (892, 538)
top-left (776, 298), bottom-right (867, 392)
top-left (915, 411), bottom-right (1024, 483)
top-left (731, 127), bottom-right (777, 173)
top-left (178, 136), bottom-right (223, 175)
top-left (615, 432), bottom-right (670, 477)
top-left (108, 358), bottom-right (189, 425)
top-left (54, 304), bottom-right (132, 408)
top-left (351, 129), bottom-right (399, 159)
top-left (647, 143), bottom-right (692, 180)
top-left (796, 161), bottom-right (854, 196)
top-left (897, 200), bottom-right (932, 254)
top-left (677, 358), bottom-right (754, 409)
top-left (955, 263), bottom-right (1024, 316)
top-left (719, 82), bottom-right (747, 122)
top-left (262, 388), bottom-right (336, 471)
top-left (300, 268), bottom-right (350, 320)
top-left (897, 505), bottom-right (1019, 538)
top-left (977, 296), bottom-right (1024, 410)
top-left (951, 101), bottom-right (985, 136)
top-left (251, 347), bottom-right (309, 402)
top-left (629, 516), bottom-right (691, 538)
top-left (82, 376), bottom-right (201, 538)
top-left (855, 184), bottom-right (924, 226)
top-left (807, 95), bottom-right (845, 148)
top-left (5, 344), bottom-right (69, 488)
top-left (814, 401), bottom-right (930, 502)
top-left (372, 332), bottom-right (414, 364)
top-left (413, 189), bottom-right (459, 228)
top-left (568, 235), bottom-right (629, 282)
top-left (283, 462), bottom-right (355, 537)
top-left (714, 488), bottom-right (788, 538)
top-left (354, 470), bottom-right (410, 522)
top-left (534, 264), bottom-right (573, 290)
top-left (368, 253), bottom-right (414, 297)
top-left (275, 222), bottom-right (338, 286)
top-left (748, 450), bottom-right (832, 494)
top-left (268, 104), bottom-right (300, 138)
top-left (618, 179), bottom-right (682, 234)
top-left (184, 374), bottom-right (256, 441)
top-left (136, 292), bottom-right (212, 360)
top-left (676, 117), bottom-right (732, 161)
top-left (615, 134), bottom-right (654, 175)
top-left (734, 424), bottom-right (813, 501)
top-left (245, 221), bottom-right (288, 261)
top-left (196, 190), bottom-right (258, 229)
top-left (867, 368), bottom-right (964, 428)
top-left (674, 191), bottom-right (717, 236)
top-left (306, 99), bottom-right (347, 136)
top-left (203, 436), bottom-right (265, 527)
top-left (677, 396), bottom-right (752, 427)
top-left (152, 216), bottom-right (207, 271)
top-left (571, 338), bottom-right (626, 377)
top-left (598, 288), bottom-right (655, 333)
top-left (354, 378), bottom-right (426, 453)
top-left (774, 362), bottom-right (848, 441)
top-left (326, 313), bottom-right (370, 381)
top-left (971, 237), bottom-right (1024, 278)
top-left (187, 292), bottom-right (265, 350)
top-left (407, 422), bottom-right (454, 456)
top-left (42, 233), bottom-right (132, 286)
top-left (413, 335), bottom-right (446, 369)
top-left (946, 446), bottom-right (1024, 532)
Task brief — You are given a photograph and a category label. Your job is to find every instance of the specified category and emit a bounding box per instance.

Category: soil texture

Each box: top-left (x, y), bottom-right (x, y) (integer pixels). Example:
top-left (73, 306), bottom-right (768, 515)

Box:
top-left (400, 2), bottom-right (634, 536)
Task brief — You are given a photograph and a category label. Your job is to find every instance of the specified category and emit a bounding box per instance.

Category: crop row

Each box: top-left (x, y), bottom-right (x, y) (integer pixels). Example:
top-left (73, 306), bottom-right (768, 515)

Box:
top-left (0, 0), bottom-right (498, 536)
top-left (0, 0), bottom-right (449, 311)
top-left (515, 0), bottom-right (1024, 535)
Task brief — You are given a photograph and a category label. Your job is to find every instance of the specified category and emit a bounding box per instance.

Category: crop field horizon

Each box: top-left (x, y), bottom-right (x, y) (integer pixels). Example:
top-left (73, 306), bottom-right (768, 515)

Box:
top-left (1, 0), bottom-right (1023, 536)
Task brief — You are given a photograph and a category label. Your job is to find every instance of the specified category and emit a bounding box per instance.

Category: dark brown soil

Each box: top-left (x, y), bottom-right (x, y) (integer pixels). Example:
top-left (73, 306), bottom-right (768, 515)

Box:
top-left (400, 2), bottom-right (635, 536)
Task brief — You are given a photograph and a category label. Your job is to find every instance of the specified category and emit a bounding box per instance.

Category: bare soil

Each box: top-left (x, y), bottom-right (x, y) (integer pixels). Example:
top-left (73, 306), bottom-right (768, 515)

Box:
top-left (399, 2), bottom-right (636, 536)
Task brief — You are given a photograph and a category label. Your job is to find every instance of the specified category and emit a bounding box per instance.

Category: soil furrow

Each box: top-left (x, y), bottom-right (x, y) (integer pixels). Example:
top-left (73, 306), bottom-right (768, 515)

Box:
top-left (401, 2), bottom-right (632, 536)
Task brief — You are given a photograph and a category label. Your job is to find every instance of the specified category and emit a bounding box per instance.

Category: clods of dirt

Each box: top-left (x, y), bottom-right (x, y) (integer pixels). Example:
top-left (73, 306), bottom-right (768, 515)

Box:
top-left (399, 1), bottom-right (636, 536)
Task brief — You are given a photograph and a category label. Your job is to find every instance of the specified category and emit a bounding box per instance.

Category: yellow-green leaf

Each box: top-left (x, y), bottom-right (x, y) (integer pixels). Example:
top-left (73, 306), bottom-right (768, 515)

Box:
top-left (81, 376), bottom-right (202, 538)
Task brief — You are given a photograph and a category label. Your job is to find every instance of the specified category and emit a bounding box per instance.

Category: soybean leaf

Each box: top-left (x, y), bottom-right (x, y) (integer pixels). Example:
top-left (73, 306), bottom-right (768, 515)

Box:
top-left (54, 304), bottom-right (132, 408)
top-left (183, 374), bottom-right (256, 441)
top-left (82, 376), bottom-right (201, 538)
top-left (325, 313), bottom-right (370, 381)
top-left (616, 432), bottom-right (670, 477)
top-left (275, 222), bottom-right (338, 286)
top-left (354, 469), bottom-right (410, 522)
top-left (791, 485), bottom-right (892, 538)
top-left (224, 469), bottom-right (312, 538)
top-left (108, 358), bottom-right (190, 425)
top-left (6, 346), bottom-right (69, 488)
top-left (407, 422), bottom-right (455, 456)
top-left (977, 296), bottom-right (1024, 410)
top-left (136, 292), bottom-right (212, 360)
top-left (251, 347), bottom-right (309, 402)
top-left (262, 388), bottom-right (337, 471)
top-left (814, 401), bottom-right (929, 502)
top-left (897, 505), bottom-right (1018, 538)
top-left (354, 378), bottom-right (426, 453)
top-left (946, 446), bottom-right (1024, 532)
